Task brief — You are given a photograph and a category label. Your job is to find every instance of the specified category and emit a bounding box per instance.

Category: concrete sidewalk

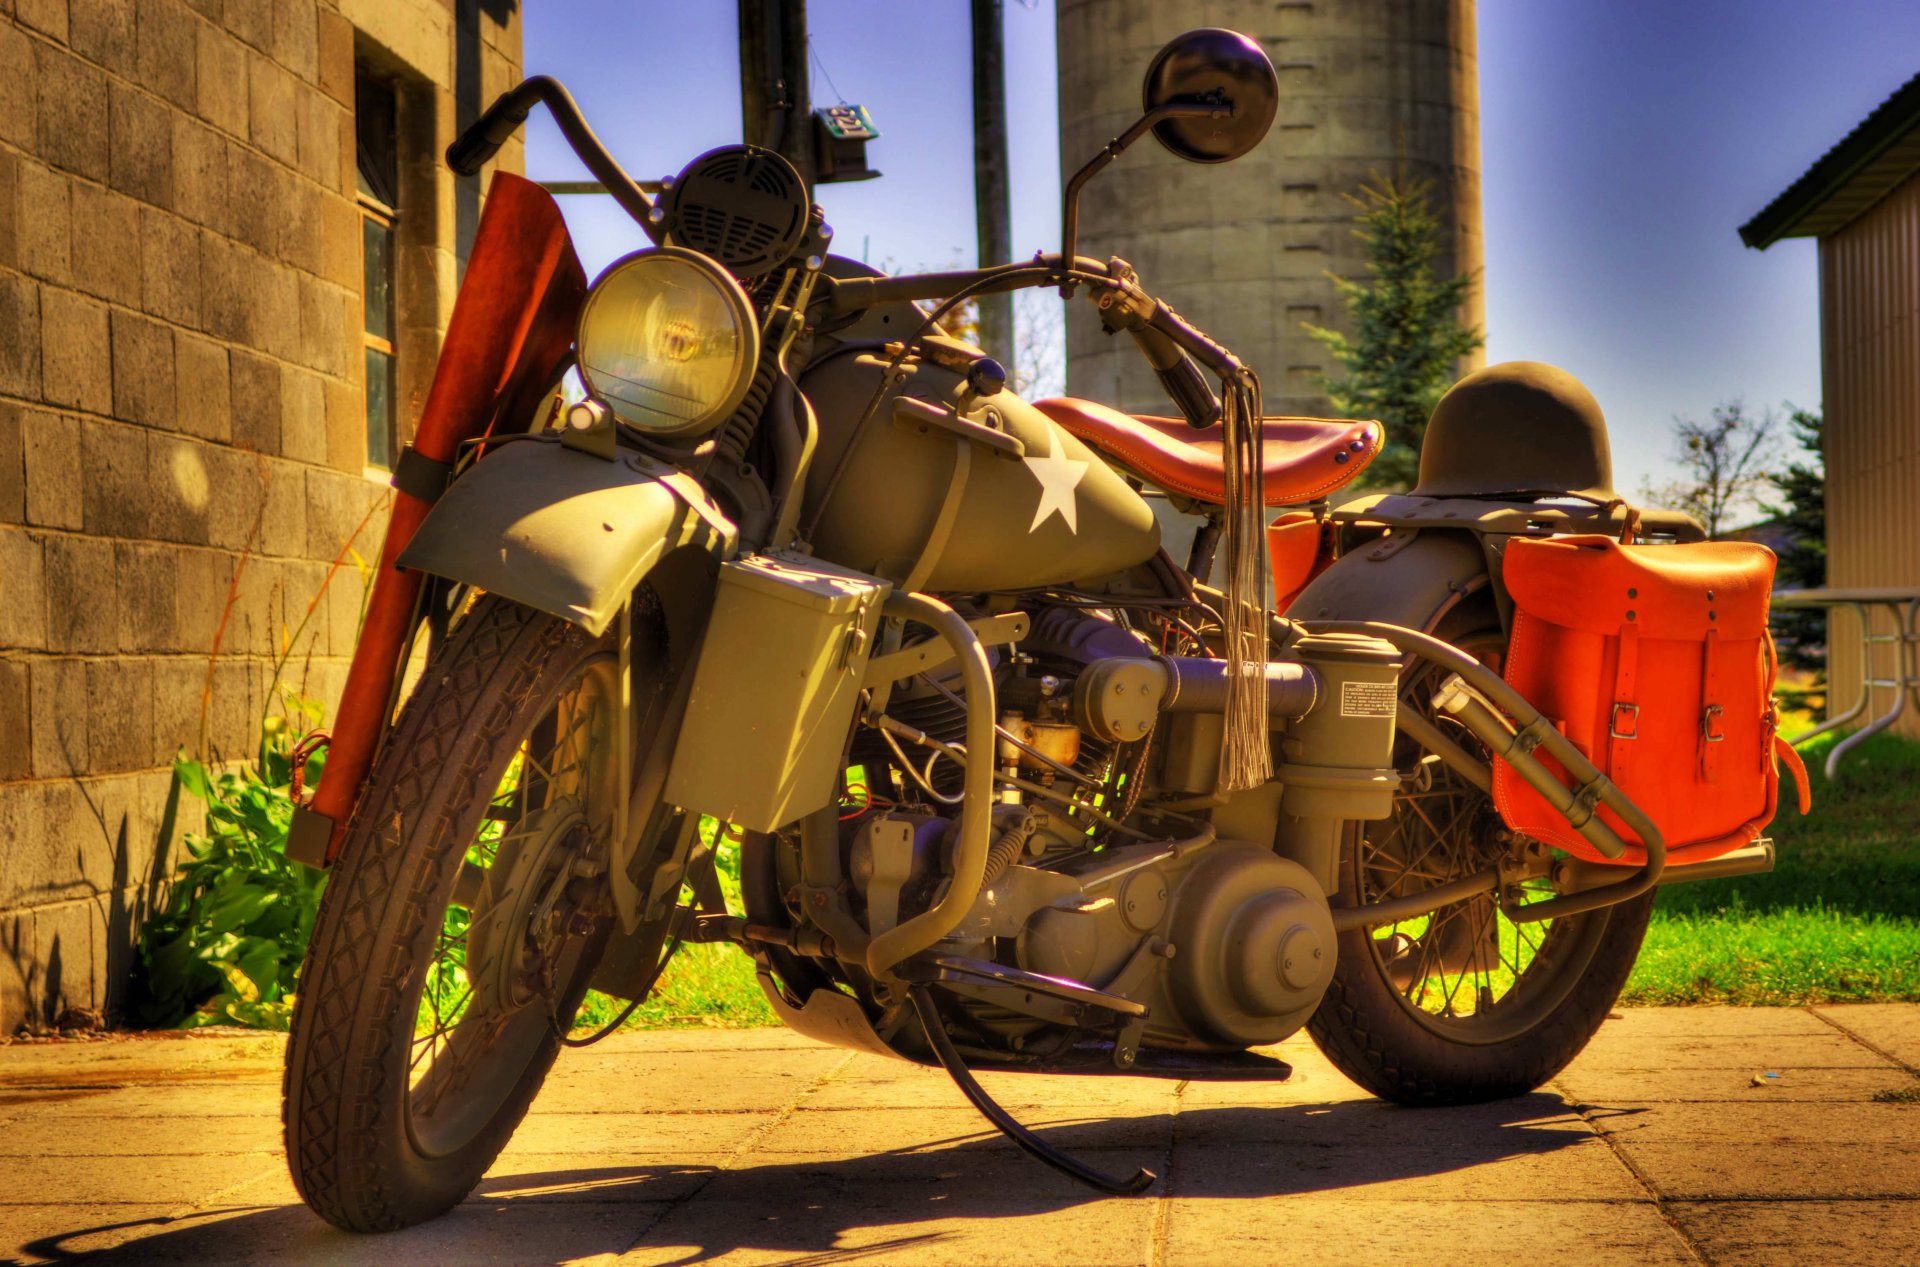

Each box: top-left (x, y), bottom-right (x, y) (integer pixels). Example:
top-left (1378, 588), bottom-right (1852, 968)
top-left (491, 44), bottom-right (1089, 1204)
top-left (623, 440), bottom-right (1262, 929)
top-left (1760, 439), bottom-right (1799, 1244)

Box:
top-left (1, 1007), bottom-right (1916, 1266)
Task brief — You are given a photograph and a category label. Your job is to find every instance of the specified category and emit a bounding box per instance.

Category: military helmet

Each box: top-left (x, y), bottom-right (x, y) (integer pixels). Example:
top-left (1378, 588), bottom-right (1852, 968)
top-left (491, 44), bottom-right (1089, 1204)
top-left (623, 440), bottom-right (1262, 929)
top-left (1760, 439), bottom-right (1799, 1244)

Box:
top-left (1412, 361), bottom-right (1617, 501)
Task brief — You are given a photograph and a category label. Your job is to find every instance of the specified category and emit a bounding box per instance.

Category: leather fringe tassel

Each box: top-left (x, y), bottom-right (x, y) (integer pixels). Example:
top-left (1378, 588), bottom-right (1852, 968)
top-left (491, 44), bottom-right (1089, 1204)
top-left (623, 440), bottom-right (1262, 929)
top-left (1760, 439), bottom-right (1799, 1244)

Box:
top-left (1216, 368), bottom-right (1272, 792)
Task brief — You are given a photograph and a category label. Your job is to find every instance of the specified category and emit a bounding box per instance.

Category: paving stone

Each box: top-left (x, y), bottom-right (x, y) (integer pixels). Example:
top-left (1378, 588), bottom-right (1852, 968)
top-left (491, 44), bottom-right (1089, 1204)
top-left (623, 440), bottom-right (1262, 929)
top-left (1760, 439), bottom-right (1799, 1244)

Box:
top-left (1587, 1005), bottom-right (1835, 1039)
top-left (0, 1202), bottom-right (185, 1266)
top-left (1665, 1198), bottom-right (1920, 1267)
top-left (0, 1106), bottom-right (282, 1156)
top-left (1553, 1064), bottom-right (1907, 1104)
top-left (1161, 1196), bottom-right (1694, 1267)
top-left (1569, 1028), bottom-right (1881, 1071)
top-left (1816, 1003), bottom-right (1920, 1070)
top-left (535, 1061), bottom-right (852, 1116)
top-left (760, 1105), bottom-right (1158, 1156)
top-left (0, 1149), bottom-right (282, 1206)
top-left (2, 1019), bottom-right (1918, 1263)
top-left (63, 1197), bottom-right (673, 1267)
top-left (1620, 1139), bottom-right (1920, 1200)
top-left (1585, 1098), bottom-right (1920, 1144)
top-left (1173, 1088), bottom-right (1586, 1147)
top-left (474, 1154), bottom-right (712, 1206)
top-left (502, 1110), bottom-right (775, 1158)
top-left (0, 1084), bottom-right (280, 1120)
top-left (621, 1176), bottom-right (1156, 1267)
top-left (1175, 1131), bottom-right (1643, 1202)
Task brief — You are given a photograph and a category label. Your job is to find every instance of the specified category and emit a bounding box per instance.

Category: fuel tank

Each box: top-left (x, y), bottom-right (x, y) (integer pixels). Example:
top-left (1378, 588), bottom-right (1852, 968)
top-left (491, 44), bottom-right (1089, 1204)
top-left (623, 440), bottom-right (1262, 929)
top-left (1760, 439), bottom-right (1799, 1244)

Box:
top-left (800, 346), bottom-right (1160, 590)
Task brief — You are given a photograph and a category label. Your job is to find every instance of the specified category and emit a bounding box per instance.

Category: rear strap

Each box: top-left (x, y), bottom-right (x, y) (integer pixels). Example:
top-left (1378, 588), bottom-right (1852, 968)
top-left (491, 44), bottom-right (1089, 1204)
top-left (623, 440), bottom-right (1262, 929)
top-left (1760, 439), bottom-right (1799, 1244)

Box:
top-left (1608, 620), bottom-right (1640, 783)
top-left (1773, 734), bottom-right (1813, 814)
top-left (1699, 627), bottom-right (1728, 783)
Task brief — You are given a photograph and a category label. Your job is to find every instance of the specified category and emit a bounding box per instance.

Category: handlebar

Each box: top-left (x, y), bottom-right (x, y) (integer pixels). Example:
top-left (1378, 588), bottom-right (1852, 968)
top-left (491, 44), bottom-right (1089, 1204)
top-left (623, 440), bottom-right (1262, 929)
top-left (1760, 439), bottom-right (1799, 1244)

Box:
top-left (823, 256), bottom-right (1239, 428)
top-left (447, 76), bottom-right (663, 246)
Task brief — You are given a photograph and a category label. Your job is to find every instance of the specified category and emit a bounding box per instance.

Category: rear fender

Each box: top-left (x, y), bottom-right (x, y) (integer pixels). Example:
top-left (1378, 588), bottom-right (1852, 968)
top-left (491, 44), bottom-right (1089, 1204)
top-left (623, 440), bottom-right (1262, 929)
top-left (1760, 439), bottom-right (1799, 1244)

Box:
top-left (397, 437), bottom-right (738, 635)
top-left (1286, 528), bottom-right (1491, 633)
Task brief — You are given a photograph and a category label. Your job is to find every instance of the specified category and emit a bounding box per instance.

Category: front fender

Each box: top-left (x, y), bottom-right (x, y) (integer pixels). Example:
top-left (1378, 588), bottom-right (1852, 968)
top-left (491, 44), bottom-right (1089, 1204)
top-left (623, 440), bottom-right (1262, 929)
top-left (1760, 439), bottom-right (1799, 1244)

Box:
top-left (397, 437), bottom-right (738, 635)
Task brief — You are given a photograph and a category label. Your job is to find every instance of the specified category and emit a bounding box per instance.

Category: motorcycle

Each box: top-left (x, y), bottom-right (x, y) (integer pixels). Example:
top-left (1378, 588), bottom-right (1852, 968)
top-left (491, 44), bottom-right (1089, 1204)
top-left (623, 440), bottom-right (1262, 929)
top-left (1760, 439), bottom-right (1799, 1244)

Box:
top-left (280, 29), bottom-right (1803, 1231)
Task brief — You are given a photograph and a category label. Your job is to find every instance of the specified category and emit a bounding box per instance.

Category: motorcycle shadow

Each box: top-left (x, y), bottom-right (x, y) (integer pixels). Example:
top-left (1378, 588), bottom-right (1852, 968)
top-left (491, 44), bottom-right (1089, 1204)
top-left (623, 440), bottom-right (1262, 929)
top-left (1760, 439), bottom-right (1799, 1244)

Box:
top-left (16, 1093), bottom-right (1630, 1266)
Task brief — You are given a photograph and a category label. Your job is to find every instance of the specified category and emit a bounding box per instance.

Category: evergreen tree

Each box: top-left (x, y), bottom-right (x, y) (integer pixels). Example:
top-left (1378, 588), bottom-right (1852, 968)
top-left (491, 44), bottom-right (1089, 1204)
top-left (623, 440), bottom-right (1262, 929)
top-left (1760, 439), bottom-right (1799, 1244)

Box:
top-left (1764, 407), bottom-right (1826, 676)
top-left (1304, 177), bottom-right (1484, 488)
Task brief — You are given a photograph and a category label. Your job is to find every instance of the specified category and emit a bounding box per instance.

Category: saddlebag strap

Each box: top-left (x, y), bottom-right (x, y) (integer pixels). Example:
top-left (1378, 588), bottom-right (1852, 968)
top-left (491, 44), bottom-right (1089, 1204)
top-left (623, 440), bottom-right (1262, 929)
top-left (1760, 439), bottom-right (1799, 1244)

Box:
top-left (1700, 627), bottom-right (1728, 783)
top-left (1774, 733), bottom-right (1813, 814)
top-left (1608, 620), bottom-right (1641, 782)
top-left (392, 445), bottom-right (456, 504)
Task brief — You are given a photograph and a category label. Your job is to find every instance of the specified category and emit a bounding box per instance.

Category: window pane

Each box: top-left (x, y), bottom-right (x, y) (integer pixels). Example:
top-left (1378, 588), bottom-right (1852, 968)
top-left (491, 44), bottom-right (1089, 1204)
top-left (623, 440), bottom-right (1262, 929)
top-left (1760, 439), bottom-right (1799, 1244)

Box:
top-left (362, 216), bottom-right (394, 342)
top-left (355, 74), bottom-right (399, 207)
top-left (365, 346), bottom-right (395, 468)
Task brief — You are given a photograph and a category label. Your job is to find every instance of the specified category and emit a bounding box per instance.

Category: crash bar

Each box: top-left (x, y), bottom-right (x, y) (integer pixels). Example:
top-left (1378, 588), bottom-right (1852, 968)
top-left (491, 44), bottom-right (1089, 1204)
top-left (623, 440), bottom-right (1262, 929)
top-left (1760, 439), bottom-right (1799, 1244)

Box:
top-left (1771, 588), bottom-right (1920, 780)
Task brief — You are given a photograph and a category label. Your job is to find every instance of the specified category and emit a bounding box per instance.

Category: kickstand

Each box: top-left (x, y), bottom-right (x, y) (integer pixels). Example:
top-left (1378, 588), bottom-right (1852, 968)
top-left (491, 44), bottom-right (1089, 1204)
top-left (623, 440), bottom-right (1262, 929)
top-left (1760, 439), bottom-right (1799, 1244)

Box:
top-left (908, 985), bottom-right (1157, 1197)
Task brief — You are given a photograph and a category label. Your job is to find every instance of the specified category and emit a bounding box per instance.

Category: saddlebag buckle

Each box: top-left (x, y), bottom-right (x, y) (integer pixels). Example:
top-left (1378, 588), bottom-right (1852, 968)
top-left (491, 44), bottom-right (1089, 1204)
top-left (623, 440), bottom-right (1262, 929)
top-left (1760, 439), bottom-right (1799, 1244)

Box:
top-left (1609, 702), bottom-right (1640, 741)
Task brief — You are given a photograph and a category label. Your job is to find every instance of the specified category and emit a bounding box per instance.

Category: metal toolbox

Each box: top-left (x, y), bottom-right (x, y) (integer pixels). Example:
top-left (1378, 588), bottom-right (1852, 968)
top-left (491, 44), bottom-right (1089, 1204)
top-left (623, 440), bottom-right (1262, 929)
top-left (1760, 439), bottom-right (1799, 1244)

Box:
top-left (664, 551), bottom-right (891, 832)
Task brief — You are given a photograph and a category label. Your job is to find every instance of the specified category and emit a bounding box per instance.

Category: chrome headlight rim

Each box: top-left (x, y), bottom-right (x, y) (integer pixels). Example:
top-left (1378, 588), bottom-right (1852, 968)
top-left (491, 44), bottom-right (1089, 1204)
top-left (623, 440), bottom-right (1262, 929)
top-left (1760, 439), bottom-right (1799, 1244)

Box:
top-left (576, 245), bottom-right (760, 440)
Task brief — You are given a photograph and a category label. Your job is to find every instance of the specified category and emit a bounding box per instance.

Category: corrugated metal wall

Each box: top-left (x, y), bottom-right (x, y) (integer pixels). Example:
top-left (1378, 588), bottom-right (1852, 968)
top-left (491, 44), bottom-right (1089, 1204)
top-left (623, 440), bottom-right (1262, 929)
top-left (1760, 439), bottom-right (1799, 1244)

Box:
top-left (1818, 170), bottom-right (1920, 737)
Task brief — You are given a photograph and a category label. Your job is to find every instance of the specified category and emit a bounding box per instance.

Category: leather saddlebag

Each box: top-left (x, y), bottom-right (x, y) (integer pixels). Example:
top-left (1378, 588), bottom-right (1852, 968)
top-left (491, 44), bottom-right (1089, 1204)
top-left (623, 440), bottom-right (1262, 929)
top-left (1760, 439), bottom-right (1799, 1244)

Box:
top-left (1493, 534), bottom-right (1809, 867)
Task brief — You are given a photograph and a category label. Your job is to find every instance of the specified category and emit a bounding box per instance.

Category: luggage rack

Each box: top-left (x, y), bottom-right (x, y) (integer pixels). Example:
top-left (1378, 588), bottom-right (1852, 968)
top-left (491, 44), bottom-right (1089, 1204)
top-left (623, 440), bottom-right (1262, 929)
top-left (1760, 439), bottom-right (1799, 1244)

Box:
top-left (1772, 587), bottom-right (1920, 779)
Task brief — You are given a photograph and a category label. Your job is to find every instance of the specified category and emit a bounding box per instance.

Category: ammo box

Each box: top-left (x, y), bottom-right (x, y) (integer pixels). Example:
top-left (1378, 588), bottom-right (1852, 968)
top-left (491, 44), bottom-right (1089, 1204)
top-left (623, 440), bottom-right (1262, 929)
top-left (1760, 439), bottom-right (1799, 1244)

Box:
top-left (664, 552), bottom-right (891, 832)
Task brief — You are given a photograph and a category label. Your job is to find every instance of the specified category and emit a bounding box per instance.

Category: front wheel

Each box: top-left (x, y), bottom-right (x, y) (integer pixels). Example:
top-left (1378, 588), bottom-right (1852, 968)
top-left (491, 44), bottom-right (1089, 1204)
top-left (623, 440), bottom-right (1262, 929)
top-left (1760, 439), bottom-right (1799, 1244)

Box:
top-left (285, 596), bottom-right (633, 1231)
top-left (1306, 608), bottom-right (1656, 1105)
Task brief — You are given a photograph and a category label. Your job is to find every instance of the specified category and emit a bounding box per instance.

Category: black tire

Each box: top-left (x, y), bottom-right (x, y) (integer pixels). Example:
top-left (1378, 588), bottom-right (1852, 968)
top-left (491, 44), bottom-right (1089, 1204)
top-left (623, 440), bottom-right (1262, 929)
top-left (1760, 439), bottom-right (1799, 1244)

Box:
top-left (284, 597), bottom-right (621, 1231)
top-left (1306, 605), bottom-right (1657, 1106)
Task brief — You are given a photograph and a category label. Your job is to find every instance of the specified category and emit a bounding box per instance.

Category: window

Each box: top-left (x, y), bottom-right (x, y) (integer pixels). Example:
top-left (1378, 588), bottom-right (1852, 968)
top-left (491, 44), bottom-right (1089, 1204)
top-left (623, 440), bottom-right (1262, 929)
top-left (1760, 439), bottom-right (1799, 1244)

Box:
top-left (356, 74), bottom-right (399, 470)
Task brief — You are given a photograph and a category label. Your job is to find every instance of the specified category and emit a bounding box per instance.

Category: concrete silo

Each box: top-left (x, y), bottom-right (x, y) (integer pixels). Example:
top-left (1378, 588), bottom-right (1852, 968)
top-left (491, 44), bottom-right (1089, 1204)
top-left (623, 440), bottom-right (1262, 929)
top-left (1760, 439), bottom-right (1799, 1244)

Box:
top-left (1056, 0), bottom-right (1484, 419)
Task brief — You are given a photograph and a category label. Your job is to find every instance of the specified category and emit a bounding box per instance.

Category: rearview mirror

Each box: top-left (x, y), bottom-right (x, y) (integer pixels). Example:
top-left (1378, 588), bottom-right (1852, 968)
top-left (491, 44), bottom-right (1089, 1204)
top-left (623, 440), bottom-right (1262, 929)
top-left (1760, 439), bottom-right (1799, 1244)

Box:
top-left (1061, 29), bottom-right (1279, 269)
top-left (1143, 28), bottom-right (1279, 164)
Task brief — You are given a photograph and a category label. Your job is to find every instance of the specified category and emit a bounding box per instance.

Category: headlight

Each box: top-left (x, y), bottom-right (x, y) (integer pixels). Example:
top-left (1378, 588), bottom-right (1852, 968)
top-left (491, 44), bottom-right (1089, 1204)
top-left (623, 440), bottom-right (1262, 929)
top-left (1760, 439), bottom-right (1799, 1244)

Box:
top-left (576, 247), bottom-right (758, 437)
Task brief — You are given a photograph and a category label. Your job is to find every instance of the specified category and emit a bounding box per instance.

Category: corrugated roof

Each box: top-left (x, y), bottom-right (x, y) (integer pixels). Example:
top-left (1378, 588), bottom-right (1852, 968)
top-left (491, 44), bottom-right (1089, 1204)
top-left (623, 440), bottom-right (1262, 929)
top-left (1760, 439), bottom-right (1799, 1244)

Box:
top-left (1739, 69), bottom-right (1920, 249)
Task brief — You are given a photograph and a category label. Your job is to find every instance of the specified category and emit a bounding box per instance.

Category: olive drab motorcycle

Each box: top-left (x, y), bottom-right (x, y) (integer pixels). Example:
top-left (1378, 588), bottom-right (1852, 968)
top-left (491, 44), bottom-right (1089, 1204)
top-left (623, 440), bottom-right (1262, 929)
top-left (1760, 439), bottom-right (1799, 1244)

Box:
top-left (281, 29), bottom-right (1807, 1231)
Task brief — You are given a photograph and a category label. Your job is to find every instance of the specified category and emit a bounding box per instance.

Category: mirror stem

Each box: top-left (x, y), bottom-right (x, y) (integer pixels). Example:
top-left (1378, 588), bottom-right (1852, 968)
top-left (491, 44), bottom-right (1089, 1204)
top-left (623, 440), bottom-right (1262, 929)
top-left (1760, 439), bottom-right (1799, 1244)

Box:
top-left (1059, 100), bottom-right (1224, 295)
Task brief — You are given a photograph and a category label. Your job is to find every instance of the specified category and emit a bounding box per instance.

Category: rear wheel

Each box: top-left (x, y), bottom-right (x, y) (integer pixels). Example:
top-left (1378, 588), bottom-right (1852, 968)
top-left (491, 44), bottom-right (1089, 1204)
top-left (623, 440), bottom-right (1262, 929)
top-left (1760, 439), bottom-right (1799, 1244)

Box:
top-left (285, 597), bottom-right (640, 1231)
top-left (1307, 606), bottom-right (1655, 1105)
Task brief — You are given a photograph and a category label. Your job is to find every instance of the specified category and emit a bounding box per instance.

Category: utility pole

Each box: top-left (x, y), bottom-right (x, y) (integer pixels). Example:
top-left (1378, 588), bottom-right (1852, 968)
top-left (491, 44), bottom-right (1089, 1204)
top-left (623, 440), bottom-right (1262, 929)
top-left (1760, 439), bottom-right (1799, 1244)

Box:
top-left (971, 0), bottom-right (1014, 369)
top-left (738, 0), bottom-right (815, 184)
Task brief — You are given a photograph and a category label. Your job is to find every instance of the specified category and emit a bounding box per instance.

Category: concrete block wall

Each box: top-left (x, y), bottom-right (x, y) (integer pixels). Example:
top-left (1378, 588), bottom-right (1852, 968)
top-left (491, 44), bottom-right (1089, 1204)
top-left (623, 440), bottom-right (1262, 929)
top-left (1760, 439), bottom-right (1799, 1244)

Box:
top-left (1057, 0), bottom-right (1483, 419)
top-left (0, 0), bottom-right (522, 1033)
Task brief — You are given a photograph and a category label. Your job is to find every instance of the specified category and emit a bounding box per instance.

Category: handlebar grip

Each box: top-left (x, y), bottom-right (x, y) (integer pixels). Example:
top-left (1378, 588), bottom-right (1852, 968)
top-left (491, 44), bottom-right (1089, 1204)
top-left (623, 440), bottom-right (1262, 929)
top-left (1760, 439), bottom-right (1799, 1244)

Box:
top-left (1155, 358), bottom-right (1223, 430)
top-left (1147, 302), bottom-right (1240, 380)
top-left (447, 80), bottom-right (545, 176)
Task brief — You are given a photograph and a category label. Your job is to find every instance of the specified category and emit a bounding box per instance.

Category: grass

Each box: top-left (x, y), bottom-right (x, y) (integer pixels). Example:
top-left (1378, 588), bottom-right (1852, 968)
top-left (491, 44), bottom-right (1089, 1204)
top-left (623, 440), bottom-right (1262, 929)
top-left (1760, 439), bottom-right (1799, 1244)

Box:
top-left (1622, 729), bottom-right (1920, 1005)
top-left (596, 731), bottom-right (1920, 1029)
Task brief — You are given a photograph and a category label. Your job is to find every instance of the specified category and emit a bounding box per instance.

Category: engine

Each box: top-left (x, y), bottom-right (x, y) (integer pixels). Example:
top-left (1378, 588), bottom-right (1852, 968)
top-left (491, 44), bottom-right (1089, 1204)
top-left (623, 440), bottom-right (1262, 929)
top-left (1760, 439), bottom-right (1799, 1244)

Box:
top-left (833, 602), bottom-right (1367, 1054)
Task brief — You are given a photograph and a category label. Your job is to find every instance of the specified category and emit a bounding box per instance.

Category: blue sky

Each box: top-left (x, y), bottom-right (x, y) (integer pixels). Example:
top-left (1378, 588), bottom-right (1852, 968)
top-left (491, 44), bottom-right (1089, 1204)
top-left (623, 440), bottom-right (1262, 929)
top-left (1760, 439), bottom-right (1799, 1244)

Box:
top-left (523, 1), bottom-right (1918, 493)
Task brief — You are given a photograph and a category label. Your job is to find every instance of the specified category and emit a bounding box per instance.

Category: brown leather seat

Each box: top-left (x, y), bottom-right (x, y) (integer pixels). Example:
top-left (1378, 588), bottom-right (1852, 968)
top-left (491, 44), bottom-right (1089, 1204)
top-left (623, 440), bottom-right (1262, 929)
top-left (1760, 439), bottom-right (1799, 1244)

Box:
top-left (1033, 398), bottom-right (1384, 507)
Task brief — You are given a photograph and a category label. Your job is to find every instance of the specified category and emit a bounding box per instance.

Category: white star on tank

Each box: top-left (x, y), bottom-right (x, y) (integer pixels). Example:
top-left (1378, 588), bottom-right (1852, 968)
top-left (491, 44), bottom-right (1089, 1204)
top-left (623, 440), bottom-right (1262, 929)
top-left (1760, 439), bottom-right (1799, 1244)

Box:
top-left (1024, 436), bottom-right (1089, 533)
